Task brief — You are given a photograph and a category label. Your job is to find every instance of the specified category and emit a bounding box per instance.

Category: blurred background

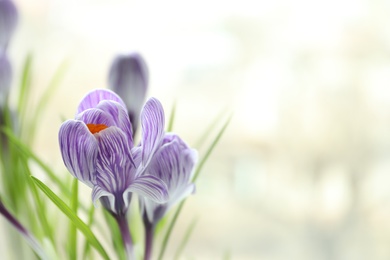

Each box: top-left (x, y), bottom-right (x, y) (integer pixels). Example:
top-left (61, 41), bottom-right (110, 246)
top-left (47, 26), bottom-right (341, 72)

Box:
top-left (2, 0), bottom-right (390, 259)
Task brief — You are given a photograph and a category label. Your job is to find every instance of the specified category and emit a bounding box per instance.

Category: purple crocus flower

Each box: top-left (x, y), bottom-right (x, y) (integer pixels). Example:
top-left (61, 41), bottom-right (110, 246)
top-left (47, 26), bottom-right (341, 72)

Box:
top-left (108, 53), bottom-right (148, 134)
top-left (140, 134), bottom-right (197, 260)
top-left (0, 0), bottom-right (18, 51)
top-left (140, 134), bottom-right (197, 224)
top-left (59, 89), bottom-right (168, 216)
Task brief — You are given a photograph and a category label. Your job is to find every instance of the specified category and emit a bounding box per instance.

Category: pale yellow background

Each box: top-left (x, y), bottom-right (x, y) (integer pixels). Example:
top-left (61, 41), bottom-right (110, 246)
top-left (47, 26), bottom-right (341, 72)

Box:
top-left (1, 0), bottom-right (390, 259)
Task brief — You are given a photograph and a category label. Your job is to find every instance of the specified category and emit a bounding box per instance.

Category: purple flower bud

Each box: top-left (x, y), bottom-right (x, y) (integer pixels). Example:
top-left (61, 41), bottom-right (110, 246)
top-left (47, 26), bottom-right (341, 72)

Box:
top-left (0, 0), bottom-right (18, 50)
top-left (0, 52), bottom-right (11, 107)
top-left (108, 53), bottom-right (148, 134)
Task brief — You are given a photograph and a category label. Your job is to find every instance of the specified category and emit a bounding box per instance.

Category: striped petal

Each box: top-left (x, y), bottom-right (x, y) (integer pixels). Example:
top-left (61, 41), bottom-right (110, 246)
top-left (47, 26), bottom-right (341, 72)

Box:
top-left (92, 185), bottom-right (115, 213)
top-left (139, 98), bottom-right (165, 169)
top-left (123, 175), bottom-right (168, 208)
top-left (141, 134), bottom-right (197, 223)
top-left (76, 107), bottom-right (116, 127)
top-left (97, 100), bottom-right (134, 148)
top-left (95, 127), bottom-right (135, 195)
top-left (59, 120), bottom-right (98, 187)
top-left (77, 89), bottom-right (126, 115)
top-left (140, 197), bottom-right (167, 224)
top-left (149, 134), bottom-right (197, 192)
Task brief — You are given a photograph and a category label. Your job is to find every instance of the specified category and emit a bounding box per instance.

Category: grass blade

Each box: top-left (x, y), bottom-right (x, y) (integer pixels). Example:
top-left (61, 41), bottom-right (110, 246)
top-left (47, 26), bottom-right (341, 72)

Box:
top-left (158, 115), bottom-right (232, 260)
top-left (82, 205), bottom-right (95, 259)
top-left (28, 60), bottom-right (68, 142)
top-left (31, 176), bottom-right (110, 260)
top-left (194, 109), bottom-right (228, 148)
top-left (192, 114), bottom-right (232, 182)
top-left (2, 127), bottom-right (70, 197)
top-left (68, 178), bottom-right (78, 260)
top-left (17, 54), bottom-right (33, 130)
top-left (167, 101), bottom-right (176, 132)
top-left (173, 217), bottom-right (198, 260)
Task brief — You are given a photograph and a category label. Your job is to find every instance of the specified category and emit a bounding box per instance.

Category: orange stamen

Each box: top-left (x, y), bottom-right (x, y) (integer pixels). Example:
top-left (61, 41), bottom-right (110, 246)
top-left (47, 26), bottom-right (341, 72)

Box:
top-left (86, 123), bottom-right (108, 134)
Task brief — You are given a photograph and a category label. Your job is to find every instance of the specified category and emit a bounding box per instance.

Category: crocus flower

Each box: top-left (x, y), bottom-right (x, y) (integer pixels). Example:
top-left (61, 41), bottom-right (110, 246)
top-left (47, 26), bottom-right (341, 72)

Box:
top-left (0, 0), bottom-right (18, 51)
top-left (59, 89), bottom-right (168, 216)
top-left (140, 134), bottom-right (197, 260)
top-left (140, 134), bottom-right (197, 224)
top-left (108, 53), bottom-right (148, 134)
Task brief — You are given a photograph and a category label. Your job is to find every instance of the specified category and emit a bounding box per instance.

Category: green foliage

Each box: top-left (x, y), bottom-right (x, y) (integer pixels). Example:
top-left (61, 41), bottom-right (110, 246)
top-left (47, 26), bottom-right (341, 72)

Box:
top-left (68, 178), bottom-right (79, 260)
top-left (157, 115), bottom-right (232, 260)
top-left (31, 176), bottom-right (110, 260)
top-left (174, 217), bottom-right (198, 260)
top-left (0, 49), bottom-right (231, 259)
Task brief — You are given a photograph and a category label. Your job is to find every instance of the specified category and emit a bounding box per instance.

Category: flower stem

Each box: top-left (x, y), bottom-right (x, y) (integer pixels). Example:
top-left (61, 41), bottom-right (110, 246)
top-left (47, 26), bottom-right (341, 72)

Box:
top-left (143, 219), bottom-right (155, 260)
top-left (115, 215), bottom-right (134, 260)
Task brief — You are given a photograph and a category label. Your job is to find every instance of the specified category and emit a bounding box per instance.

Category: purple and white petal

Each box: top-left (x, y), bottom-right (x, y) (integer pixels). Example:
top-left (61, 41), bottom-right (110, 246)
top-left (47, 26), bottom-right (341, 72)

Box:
top-left (139, 197), bottom-right (167, 224)
top-left (92, 185), bottom-right (115, 213)
top-left (97, 100), bottom-right (134, 148)
top-left (139, 98), bottom-right (165, 169)
top-left (168, 183), bottom-right (195, 209)
top-left (59, 120), bottom-right (98, 187)
top-left (95, 127), bottom-right (135, 194)
top-left (76, 89), bottom-right (126, 115)
top-left (76, 107), bottom-right (116, 127)
top-left (148, 135), bottom-right (197, 191)
top-left (123, 175), bottom-right (168, 207)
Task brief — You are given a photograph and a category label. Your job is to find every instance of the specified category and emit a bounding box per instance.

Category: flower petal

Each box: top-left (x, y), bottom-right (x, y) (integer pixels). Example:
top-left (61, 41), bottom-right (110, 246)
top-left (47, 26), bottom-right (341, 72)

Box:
top-left (76, 107), bottom-right (116, 127)
top-left (97, 100), bottom-right (134, 148)
top-left (59, 120), bottom-right (98, 187)
top-left (139, 98), bottom-right (165, 169)
top-left (140, 197), bottom-right (167, 224)
top-left (148, 134), bottom-right (197, 192)
top-left (92, 185), bottom-right (115, 213)
top-left (95, 127), bottom-right (135, 194)
top-left (123, 175), bottom-right (168, 207)
top-left (77, 89), bottom-right (127, 115)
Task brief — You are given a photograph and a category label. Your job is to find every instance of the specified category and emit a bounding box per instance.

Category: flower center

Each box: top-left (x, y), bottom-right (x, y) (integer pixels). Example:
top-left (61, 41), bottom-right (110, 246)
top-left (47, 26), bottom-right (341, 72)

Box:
top-left (86, 123), bottom-right (108, 134)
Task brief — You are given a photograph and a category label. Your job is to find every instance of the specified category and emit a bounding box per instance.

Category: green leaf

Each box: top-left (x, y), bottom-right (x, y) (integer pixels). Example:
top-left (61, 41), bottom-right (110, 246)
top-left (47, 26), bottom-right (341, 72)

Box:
top-left (82, 205), bottom-right (95, 259)
top-left (194, 109), bottom-right (227, 149)
top-left (28, 60), bottom-right (68, 142)
top-left (192, 114), bottom-right (232, 182)
top-left (17, 54), bottom-right (33, 131)
top-left (173, 217), bottom-right (198, 260)
top-left (31, 176), bottom-right (110, 260)
top-left (1, 127), bottom-right (71, 198)
top-left (223, 249), bottom-right (232, 260)
top-left (68, 178), bottom-right (78, 260)
top-left (158, 115), bottom-right (232, 260)
top-left (167, 101), bottom-right (176, 132)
